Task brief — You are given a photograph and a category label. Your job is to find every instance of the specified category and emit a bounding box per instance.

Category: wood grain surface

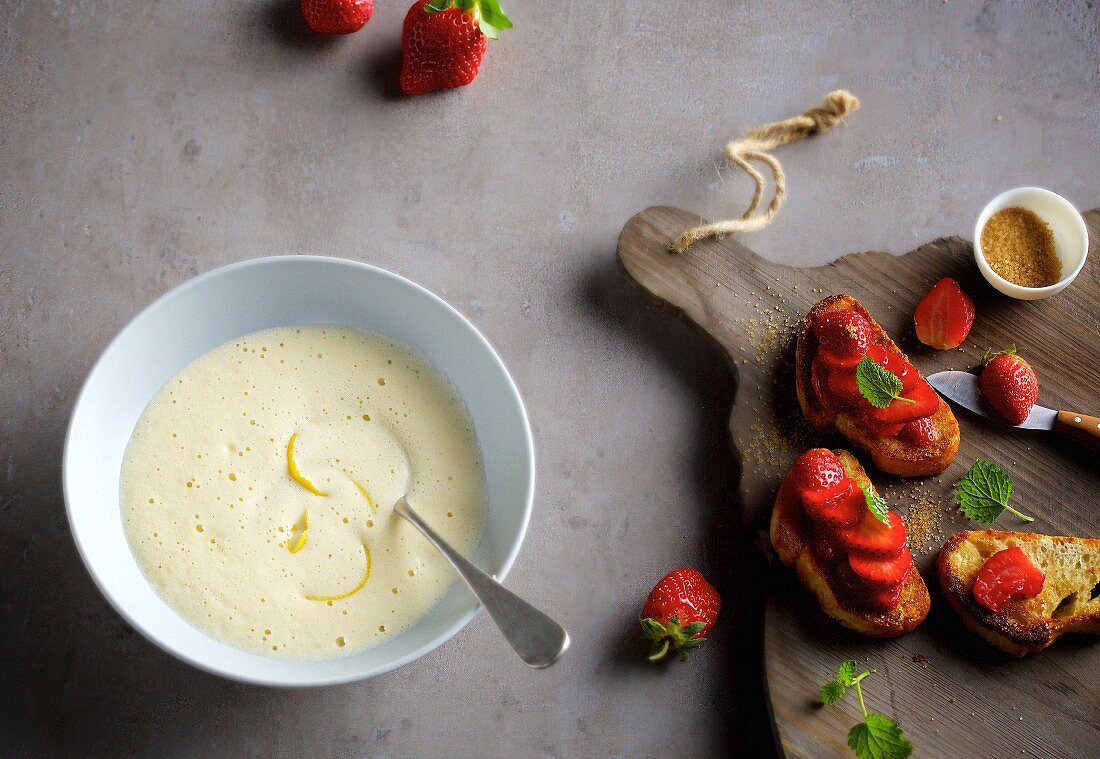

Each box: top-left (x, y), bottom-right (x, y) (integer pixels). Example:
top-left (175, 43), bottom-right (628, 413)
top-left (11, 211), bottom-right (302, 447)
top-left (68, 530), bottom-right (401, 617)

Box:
top-left (618, 206), bottom-right (1100, 758)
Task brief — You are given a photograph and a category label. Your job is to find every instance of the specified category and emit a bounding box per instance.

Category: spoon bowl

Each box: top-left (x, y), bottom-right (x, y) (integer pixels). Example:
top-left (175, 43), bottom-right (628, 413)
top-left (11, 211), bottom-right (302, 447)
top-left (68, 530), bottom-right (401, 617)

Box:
top-left (393, 497), bottom-right (569, 668)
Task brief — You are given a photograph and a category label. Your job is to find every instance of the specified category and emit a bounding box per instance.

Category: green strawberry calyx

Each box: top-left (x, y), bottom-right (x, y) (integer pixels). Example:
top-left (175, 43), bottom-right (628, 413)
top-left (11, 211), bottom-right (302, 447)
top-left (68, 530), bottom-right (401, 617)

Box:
top-left (981, 344), bottom-right (1018, 366)
top-left (425, 0), bottom-right (513, 40)
top-left (639, 614), bottom-right (708, 663)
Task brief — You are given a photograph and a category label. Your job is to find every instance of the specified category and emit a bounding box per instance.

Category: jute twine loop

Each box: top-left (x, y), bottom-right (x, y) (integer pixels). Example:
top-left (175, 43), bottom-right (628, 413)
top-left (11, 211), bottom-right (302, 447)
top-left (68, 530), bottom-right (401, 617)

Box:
top-left (669, 90), bottom-right (860, 254)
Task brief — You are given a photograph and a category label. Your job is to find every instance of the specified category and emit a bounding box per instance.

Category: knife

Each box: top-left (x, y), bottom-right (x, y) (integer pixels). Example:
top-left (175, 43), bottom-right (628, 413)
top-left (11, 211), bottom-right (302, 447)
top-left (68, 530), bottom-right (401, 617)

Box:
top-left (927, 370), bottom-right (1100, 452)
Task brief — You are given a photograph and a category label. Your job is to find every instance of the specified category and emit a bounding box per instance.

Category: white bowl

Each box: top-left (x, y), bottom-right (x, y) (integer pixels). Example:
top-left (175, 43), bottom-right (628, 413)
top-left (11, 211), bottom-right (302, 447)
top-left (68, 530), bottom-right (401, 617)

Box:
top-left (63, 256), bottom-right (534, 686)
top-left (974, 187), bottom-right (1089, 300)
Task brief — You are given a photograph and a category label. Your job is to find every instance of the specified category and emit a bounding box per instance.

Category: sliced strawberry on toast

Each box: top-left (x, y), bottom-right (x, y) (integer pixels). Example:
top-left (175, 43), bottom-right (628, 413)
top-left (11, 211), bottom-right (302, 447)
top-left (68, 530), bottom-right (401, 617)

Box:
top-left (796, 294), bottom-right (960, 477)
top-left (770, 448), bottom-right (930, 637)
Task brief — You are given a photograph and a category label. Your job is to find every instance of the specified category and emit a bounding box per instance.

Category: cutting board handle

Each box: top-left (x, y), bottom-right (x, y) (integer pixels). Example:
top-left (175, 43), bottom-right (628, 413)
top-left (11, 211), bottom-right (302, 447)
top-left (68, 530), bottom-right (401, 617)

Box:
top-left (1054, 411), bottom-right (1100, 452)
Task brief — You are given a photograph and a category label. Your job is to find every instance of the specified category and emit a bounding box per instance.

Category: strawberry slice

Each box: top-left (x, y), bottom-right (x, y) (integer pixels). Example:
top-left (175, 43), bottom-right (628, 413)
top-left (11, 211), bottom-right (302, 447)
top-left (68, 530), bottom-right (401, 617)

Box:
top-left (972, 546), bottom-right (1045, 613)
top-left (824, 366), bottom-right (863, 403)
top-left (810, 359), bottom-right (835, 411)
top-left (840, 511), bottom-right (907, 559)
top-left (848, 547), bottom-right (913, 589)
top-left (836, 563), bottom-right (906, 613)
top-left (818, 350), bottom-right (864, 370)
top-left (787, 449), bottom-right (845, 493)
top-left (899, 416), bottom-right (936, 447)
top-left (811, 531), bottom-right (841, 564)
top-left (802, 479), bottom-right (864, 528)
top-left (914, 277), bottom-right (975, 350)
top-left (866, 344), bottom-right (918, 392)
top-left (814, 311), bottom-right (870, 358)
top-left (866, 580), bottom-right (906, 613)
top-left (862, 418), bottom-right (905, 438)
top-left (864, 379), bottom-right (939, 424)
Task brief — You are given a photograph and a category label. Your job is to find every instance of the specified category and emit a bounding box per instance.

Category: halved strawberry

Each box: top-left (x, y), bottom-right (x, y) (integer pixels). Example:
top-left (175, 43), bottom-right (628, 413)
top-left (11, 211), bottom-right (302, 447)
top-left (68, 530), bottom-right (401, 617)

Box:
top-left (839, 511), bottom-right (907, 559)
top-left (972, 546), bottom-right (1045, 613)
top-left (914, 277), bottom-right (975, 350)
top-left (848, 547), bottom-right (912, 589)
top-left (802, 480), bottom-right (864, 529)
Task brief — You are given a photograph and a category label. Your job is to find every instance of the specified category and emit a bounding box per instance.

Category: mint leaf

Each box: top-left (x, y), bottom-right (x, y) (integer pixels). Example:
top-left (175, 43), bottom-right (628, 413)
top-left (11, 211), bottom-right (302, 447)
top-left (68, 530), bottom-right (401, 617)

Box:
top-left (424, 0), bottom-right (454, 12)
top-left (837, 659), bottom-right (857, 687)
top-left (821, 679), bottom-right (847, 706)
top-left (956, 459), bottom-right (1032, 523)
top-left (847, 713), bottom-right (913, 759)
top-left (821, 660), bottom-right (858, 706)
top-left (855, 357), bottom-right (912, 409)
top-left (857, 483), bottom-right (891, 525)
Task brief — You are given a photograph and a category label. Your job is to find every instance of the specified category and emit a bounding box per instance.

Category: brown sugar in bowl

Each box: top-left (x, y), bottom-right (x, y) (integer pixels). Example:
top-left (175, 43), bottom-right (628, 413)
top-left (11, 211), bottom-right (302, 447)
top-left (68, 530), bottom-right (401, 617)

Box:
top-left (974, 187), bottom-right (1089, 301)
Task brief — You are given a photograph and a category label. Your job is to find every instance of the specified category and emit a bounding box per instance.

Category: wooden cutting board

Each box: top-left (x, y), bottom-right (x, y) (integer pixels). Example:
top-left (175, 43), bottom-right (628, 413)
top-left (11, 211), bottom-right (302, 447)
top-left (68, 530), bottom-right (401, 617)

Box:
top-left (618, 206), bottom-right (1100, 758)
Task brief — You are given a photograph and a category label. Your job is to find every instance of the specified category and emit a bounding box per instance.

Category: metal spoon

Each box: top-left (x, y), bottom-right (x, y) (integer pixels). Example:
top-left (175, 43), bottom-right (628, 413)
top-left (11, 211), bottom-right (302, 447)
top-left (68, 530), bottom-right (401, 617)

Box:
top-left (394, 497), bottom-right (569, 668)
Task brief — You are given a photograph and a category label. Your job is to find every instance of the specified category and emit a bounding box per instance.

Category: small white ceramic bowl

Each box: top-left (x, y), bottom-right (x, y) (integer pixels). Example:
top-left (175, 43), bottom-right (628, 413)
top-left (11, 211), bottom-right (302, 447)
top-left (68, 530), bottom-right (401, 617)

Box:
top-left (974, 187), bottom-right (1089, 300)
top-left (63, 256), bottom-right (534, 686)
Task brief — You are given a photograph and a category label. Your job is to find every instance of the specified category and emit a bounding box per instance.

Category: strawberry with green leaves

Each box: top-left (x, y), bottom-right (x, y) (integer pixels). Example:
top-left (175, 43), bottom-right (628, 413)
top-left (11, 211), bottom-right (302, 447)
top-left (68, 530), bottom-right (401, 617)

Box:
top-left (639, 568), bottom-right (720, 662)
top-left (399, 0), bottom-right (512, 96)
top-left (979, 346), bottom-right (1039, 426)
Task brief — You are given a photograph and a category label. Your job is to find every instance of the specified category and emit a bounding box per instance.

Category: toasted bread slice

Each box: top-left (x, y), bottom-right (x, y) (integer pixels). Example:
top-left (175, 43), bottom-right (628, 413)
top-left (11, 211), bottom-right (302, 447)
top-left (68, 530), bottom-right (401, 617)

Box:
top-left (770, 449), bottom-right (930, 637)
top-left (795, 294), bottom-right (959, 477)
top-left (938, 530), bottom-right (1100, 657)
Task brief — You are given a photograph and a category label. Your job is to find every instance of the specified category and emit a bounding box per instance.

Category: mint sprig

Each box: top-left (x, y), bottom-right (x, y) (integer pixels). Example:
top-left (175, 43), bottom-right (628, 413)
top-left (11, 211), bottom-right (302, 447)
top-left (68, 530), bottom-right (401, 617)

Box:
top-left (855, 357), bottom-right (914, 409)
top-left (858, 482), bottom-right (891, 525)
top-left (955, 459), bottom-right (1033, 524)
top-left (820, 660), bottom-right (913, 759)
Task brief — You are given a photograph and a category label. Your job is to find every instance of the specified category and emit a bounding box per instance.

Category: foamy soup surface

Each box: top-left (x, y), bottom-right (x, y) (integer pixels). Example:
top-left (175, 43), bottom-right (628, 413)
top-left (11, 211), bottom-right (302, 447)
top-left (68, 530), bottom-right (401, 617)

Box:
top-left (121, 326), bottom-right (486, 659)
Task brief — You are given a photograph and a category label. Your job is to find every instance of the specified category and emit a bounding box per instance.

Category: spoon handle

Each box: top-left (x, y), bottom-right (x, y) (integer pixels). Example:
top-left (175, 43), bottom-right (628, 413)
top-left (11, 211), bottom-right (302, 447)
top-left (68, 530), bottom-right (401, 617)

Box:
top-left (394, 498), bottom-right (569, 668)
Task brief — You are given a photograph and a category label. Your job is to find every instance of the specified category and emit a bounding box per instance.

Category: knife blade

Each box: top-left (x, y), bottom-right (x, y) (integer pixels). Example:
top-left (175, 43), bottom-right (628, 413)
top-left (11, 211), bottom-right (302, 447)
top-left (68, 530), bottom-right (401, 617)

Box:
top-left (926, 370), bottom-right (1057, 430)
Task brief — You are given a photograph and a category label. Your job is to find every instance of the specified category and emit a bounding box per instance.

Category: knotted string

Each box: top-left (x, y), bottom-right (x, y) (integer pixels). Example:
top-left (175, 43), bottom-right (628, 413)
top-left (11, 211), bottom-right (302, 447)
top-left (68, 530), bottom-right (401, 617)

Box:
top-left (670, 90), bottom-right (860, 254)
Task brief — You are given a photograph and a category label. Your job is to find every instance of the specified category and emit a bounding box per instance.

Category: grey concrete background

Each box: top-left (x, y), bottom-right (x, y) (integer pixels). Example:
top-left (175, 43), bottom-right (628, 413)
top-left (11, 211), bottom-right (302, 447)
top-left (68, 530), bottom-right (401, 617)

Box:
top-left (2, 1), bottom-right (1098, 756)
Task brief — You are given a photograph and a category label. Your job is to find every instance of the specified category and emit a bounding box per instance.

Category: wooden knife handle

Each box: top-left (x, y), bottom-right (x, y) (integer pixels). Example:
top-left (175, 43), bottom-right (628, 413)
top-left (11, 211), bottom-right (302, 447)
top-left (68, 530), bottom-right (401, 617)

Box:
top-left (1054, 411), bottom-right (1100, 452)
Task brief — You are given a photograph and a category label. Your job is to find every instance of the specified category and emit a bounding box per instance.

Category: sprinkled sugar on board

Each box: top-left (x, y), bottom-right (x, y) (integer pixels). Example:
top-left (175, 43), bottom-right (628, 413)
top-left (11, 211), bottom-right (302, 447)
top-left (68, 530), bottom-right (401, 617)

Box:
top-left (617, 205), bottom-right (1100, 758)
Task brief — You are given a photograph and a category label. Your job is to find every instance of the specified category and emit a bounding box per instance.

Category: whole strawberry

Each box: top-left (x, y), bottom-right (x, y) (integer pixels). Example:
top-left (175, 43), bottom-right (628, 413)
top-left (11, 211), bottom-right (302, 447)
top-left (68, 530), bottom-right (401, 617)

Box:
top-left (399, 0), bottom-right (512, 96)
top-left (301, 0), bottom-right (374, 34)
top-left (640, 568), bottom-right (720, 662)
top-left (979, 346), bottom-right (1039, 425)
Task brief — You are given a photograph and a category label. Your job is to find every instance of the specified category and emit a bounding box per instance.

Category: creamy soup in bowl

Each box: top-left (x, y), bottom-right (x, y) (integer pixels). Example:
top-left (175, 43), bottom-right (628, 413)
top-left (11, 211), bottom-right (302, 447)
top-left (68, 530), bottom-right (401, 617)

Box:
top-left (122, 326), bottom-right (487, 659)
top-left (64, 256), bottom-right (533, 685)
